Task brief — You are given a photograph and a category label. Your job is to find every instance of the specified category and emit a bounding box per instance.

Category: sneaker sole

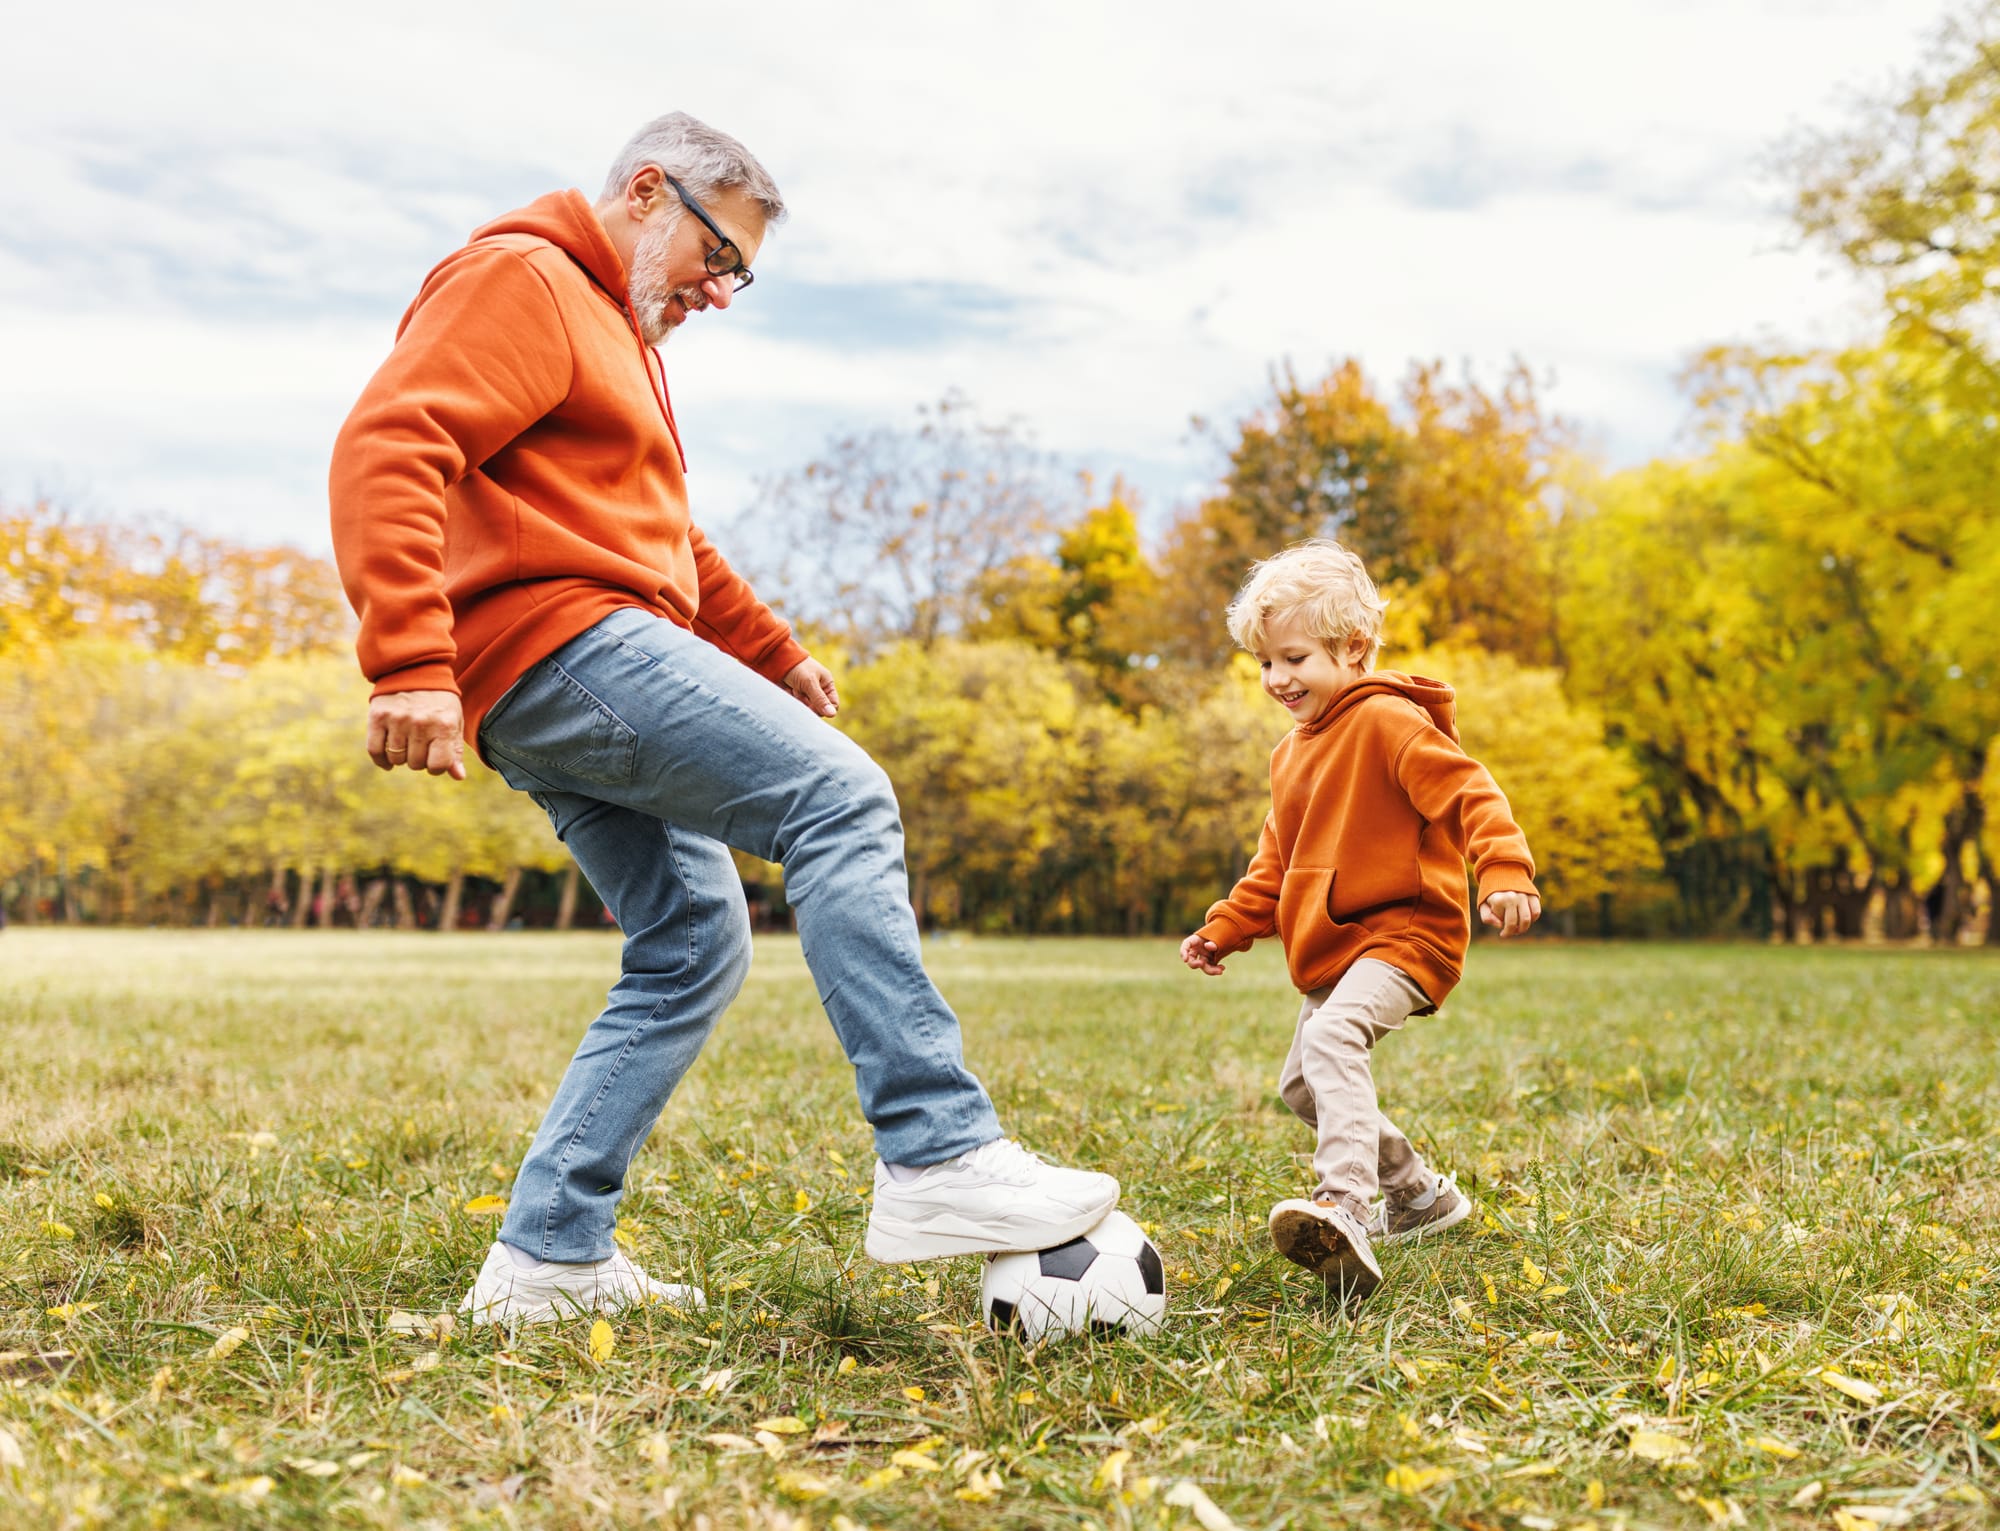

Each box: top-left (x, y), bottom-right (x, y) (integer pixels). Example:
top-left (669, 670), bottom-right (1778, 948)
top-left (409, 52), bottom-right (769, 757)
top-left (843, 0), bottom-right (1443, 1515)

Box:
top-left (1269, 1206), bottom-right (1382, 1297)
top-left (1377, 1190), bottom-right (1475, 1248)
top-left (864, 1188), bottom-right (1119, 1263)
top-left (459, 1286), bottom-right (705, 1326)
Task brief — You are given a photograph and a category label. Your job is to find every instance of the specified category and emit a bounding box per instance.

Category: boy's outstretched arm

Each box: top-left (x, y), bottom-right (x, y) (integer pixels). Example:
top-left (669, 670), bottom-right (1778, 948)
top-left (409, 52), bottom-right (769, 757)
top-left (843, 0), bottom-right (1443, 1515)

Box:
top-left (1183, 813), bottom-right (1283, 972)
top-left (1394, 724), bottom-right (1542, 937)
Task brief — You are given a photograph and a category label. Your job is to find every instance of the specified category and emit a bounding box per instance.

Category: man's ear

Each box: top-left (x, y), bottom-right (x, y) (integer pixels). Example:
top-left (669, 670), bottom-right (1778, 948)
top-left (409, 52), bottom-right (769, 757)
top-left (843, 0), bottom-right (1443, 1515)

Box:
top-left (626, 165), bottom-right (665, 219)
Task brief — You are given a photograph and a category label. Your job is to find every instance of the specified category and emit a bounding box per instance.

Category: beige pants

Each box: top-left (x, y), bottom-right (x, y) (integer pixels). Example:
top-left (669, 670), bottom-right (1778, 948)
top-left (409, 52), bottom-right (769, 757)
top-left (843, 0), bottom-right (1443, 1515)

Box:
top-left (1278, 957), bottom-right (1434, 1215)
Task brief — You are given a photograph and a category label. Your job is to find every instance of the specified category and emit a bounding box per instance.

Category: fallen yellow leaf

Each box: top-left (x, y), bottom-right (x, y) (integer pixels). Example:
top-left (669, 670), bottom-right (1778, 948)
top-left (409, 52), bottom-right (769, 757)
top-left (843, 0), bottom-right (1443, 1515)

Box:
top-left (861, 1465), bottom-right (904, 1489)
top-left (208, 1327), bottom-right (249, 1361)
top-left (701, 1432), bottom-right (759, 1451)
top-left (1752, 1436), bottom-right (1800, 1459)
top-left (902, 1385), bottom-right (925, 1402)
top-left (588, 1320), bottom-right (614, 1364)
top-left (1520, 1256), bottom-right (1545, 1289)
top-left (1816, 1371), bottom-right (1882, 1407)
top-left (836, 1355), bottom-right (857, 1376)
top-left (776, 1470), bottom-right (834, 1500)
top-left (1627, 1429), bottom-right (1696, 1463)
top-left (1093, 1448), bottom-right (1132, 1492)
top-left (1385, 1463), bottom-right (1455, 1493)
top-left (754, 1416), bottom-right (809, 1435)
top-left (462, 1195), bottom-right (508, 1216)
top-left (891, 1448), bottom-right (942, 1472)
top-left (284, 1458), bottom-right (340, 1478)
top-left (793, 1190), bottom-right (812, 1213)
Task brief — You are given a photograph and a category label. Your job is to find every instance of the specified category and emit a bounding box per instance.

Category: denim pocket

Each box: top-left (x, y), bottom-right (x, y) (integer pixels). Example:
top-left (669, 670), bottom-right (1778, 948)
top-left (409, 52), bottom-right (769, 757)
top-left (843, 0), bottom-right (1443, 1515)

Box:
top-left (482, 658), bottom-right (638, 789)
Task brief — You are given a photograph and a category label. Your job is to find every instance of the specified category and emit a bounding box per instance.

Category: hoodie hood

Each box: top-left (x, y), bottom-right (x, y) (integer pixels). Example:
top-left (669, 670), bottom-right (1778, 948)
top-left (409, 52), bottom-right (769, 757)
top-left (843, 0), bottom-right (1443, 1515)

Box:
top-left (1299, 669), bottom-right (1459, 743)
top-left (470, 189), bottom-right (630, 306)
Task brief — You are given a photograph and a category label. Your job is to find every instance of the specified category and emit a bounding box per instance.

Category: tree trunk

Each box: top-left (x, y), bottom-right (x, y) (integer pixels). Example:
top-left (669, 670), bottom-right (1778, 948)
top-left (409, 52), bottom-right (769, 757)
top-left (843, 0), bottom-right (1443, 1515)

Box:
top-left (1881, 870), bottom-right (1921, 941)
top-left (439, 870), bottom-right (466, 933)
top-left (359, 878), bottom-right (387, 929)
top-left (310, 866), bottom-right (335, 928)
top-left (1979, 840), bottom-right (2000, 947)
top-left (555, 861), bottom-right (581, 931)
top-left (392, 879), bottom-right (417, 930)
top-left (290, 867), bottom-right (313, 929)
top-left (21, 856), bottom-right (40, 925)
top-left (489, 867), bottom-right (524, 931)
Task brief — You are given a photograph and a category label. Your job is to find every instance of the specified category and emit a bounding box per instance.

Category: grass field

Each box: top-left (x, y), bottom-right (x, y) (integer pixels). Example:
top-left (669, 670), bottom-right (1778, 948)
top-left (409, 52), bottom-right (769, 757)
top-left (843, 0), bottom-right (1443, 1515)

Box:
top-left (0, 932), bottom-right (1995, 1530)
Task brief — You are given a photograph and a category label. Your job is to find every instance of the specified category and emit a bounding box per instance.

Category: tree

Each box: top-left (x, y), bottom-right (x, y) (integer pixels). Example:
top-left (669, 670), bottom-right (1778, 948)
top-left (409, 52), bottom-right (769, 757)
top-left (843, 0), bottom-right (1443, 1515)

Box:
top-left (743, 395), bottom-right (1074, 657)
top-left (1148, 360), bottom-right (1566, 671)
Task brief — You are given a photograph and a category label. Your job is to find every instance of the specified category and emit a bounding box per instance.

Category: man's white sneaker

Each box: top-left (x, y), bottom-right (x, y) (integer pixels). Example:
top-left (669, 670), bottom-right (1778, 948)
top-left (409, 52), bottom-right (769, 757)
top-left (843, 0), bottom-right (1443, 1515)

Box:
top-left (864, 1138), bottom-right (1119, 1263)
top-left (457, 1242), bottom-right (706, 1325)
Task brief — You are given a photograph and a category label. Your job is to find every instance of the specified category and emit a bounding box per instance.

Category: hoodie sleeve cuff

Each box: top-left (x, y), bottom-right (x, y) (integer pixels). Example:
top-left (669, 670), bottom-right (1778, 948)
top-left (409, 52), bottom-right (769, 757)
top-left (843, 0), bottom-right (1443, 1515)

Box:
top-left (751, 637), bottom-right (810, 688)
top-left (1475, 863), bottom-right (1539, 903)
top-left (370, 662), bottom-right (461, 697)
top-left (1196, 913), bottom-right (1255, 957)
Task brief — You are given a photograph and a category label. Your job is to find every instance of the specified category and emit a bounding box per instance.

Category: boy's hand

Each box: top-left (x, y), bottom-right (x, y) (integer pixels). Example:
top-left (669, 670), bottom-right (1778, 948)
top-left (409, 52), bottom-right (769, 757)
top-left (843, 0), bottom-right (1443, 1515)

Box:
top-left (1180, 933), bottom-right (1226, 974)
top-left (1479, 890), bottom-right (1542, 937)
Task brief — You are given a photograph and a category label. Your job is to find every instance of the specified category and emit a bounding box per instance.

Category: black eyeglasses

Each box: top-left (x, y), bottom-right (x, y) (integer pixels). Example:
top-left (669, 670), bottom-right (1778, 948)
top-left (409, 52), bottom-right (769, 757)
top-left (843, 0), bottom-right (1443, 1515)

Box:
top-left (660, 172), bottom-right (754, 292)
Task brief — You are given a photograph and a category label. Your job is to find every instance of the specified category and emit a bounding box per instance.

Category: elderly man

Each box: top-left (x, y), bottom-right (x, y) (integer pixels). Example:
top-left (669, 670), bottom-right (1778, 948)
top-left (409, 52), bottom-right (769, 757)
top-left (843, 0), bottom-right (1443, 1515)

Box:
top-left (330, 113), bottom-right (1117, 1322)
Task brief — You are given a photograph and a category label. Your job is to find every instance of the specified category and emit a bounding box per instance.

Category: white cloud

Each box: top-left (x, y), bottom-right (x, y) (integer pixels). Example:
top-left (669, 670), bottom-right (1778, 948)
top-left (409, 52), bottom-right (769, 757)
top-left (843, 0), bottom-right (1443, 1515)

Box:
top-left (0, 0), bottom-right (1946, 554)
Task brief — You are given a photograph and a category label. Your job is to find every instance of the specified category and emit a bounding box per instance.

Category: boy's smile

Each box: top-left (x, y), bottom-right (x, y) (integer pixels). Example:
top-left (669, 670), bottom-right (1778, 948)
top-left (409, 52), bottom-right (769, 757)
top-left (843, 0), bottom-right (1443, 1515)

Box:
top-left (1253, 611), bottom-right (1370, 724)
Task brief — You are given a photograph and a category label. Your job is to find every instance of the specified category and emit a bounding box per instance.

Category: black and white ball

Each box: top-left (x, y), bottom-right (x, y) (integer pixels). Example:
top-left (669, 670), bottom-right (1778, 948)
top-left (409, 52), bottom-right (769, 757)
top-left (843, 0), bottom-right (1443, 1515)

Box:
top-left (980, 1210), bottom-right (1167, 1341)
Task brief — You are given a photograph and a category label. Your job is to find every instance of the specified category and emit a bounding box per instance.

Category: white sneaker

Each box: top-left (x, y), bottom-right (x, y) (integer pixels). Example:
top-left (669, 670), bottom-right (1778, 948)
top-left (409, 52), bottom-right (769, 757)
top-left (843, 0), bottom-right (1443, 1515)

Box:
top-left (864, 1138), bottom-right (1119, 1263)
top-left (457, 1242), bottom-right (706, 1325)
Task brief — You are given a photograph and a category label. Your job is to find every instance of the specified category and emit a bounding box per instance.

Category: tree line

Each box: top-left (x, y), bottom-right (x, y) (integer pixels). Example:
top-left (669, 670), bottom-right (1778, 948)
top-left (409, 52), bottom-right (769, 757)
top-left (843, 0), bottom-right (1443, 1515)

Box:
top-left (3, 5), bottom-right (1995, 939)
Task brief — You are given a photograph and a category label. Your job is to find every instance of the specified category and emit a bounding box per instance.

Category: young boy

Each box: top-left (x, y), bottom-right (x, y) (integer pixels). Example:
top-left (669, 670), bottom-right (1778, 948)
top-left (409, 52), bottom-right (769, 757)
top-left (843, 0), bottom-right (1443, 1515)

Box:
top-left (1180, 540), bottom-right (1540, 1297)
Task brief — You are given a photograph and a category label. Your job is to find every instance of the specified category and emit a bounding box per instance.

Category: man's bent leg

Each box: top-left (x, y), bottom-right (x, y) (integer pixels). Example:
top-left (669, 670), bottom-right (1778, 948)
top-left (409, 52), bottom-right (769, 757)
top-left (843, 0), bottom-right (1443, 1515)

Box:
top-left (497, 795), bottom-right (751, 1263)
top-left (480, 610), bottom-right (1000, 1167)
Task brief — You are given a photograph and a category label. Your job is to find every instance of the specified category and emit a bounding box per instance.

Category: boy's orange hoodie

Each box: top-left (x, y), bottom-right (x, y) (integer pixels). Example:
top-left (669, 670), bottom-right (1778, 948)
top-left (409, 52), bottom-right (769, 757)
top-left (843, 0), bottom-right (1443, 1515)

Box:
top-left (329, 189), bottom-right (806, 755)
top-left (1194, 672), bottom-right (1536, 1007)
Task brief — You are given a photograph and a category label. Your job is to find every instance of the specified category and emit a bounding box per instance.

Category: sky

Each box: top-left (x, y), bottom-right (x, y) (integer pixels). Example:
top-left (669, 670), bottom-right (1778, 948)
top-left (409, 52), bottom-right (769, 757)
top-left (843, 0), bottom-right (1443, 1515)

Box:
top-left (0, 0), bottom-right (1951, 558)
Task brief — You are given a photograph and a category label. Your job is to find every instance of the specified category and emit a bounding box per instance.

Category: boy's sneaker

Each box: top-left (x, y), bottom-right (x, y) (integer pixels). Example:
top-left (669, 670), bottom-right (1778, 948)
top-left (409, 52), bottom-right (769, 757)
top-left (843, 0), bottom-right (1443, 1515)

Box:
top-left (1368, 1170), bottom-right (1473, 1247)
top-left (864, 1138), bottom-right (1119, 1262)
top-left (458, 1242), bottom-right (705, 1325)
top-left (1268, 1197), bottom-right (1383, 1297)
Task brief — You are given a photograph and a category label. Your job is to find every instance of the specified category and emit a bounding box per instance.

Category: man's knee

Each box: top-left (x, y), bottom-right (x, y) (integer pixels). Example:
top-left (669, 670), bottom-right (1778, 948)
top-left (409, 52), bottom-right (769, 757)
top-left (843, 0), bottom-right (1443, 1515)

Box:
top-left (712, 890), bottom-right (754, 1002)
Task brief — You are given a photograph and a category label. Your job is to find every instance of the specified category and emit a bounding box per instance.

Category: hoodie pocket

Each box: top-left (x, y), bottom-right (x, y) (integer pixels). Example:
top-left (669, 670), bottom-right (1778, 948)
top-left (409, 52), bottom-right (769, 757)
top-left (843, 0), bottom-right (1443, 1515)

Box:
top-left (1276, 866), bottom-right (1337, 949)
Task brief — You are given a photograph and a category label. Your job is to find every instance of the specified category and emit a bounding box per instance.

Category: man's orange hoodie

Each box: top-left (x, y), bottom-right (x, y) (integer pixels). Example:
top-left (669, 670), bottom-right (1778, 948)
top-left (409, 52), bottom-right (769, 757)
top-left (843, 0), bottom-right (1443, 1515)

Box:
top-left (1194, 672), bottom-right (1536, 1007)
top-left (329, 189), bottom-right (806, 753)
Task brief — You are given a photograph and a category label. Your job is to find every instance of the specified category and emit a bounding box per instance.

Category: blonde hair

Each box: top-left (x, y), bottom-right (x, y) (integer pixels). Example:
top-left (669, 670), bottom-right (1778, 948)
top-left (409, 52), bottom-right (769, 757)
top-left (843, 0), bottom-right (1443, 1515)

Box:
top-left (1225, 539), bottom-right (1389, 667)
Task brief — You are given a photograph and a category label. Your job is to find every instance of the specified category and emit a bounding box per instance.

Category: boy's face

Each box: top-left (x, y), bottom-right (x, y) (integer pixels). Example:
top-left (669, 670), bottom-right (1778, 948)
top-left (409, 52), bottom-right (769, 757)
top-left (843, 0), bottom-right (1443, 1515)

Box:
top-left (1253, 611), bottom-right (1370, 724)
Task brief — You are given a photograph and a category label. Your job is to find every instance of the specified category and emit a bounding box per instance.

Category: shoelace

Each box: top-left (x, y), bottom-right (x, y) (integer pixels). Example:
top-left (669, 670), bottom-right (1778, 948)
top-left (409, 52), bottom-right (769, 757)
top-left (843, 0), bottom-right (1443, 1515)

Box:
top-left (960, 1137), bottom-right (1046, 1184)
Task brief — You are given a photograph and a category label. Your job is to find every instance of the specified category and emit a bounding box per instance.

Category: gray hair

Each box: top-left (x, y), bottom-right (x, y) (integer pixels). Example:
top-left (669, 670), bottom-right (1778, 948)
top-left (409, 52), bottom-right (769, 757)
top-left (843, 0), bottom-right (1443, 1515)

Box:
top-left (599, 112), bottom-right (787, 224)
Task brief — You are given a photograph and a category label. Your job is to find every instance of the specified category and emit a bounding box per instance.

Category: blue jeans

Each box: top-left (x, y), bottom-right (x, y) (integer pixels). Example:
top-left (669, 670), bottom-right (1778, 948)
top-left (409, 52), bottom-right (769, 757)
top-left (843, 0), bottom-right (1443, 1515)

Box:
top-left (477, 607), bottom-right (1001, 1262)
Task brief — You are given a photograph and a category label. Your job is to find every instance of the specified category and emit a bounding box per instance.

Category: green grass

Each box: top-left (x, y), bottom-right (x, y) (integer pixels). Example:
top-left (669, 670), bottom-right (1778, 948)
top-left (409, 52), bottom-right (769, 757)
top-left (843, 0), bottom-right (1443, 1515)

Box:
top-left (0, 932), bottom-right (1995, 1529)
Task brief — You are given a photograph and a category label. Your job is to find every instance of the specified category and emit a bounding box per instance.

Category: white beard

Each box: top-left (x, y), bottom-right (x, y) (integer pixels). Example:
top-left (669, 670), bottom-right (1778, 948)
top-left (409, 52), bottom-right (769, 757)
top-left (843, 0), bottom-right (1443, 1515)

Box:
top-left (626, 210), bottom-right (705, 346)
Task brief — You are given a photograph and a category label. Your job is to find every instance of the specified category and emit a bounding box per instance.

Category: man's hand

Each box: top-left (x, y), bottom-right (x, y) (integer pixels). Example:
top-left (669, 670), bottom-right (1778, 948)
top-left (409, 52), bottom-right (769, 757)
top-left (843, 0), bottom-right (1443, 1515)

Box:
top-left (783, 658), bottom-right (840, 717)
top-left (1180, 933), bottom-right (1226, 974)
top-left (1478, 890), bottom-right (1542, 937)
top-left (367, 690), bottom-right (467, 780)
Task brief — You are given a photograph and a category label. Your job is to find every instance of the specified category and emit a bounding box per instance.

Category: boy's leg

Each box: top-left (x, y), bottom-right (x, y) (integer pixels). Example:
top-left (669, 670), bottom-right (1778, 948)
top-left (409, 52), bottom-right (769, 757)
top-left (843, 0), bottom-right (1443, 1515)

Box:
top-left (477, 609), bottom-right (1114, 1260)
top-left (1289, 958), bottom-right (1430, 1218)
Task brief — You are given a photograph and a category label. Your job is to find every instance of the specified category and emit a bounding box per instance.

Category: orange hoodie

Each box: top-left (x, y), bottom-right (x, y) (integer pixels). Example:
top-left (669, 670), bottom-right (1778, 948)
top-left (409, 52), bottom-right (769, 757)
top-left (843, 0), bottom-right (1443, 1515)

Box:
top-left (1194, 672), bottom-right (1536, 1007)
top-left (329, 189), bottom-right (806, 753)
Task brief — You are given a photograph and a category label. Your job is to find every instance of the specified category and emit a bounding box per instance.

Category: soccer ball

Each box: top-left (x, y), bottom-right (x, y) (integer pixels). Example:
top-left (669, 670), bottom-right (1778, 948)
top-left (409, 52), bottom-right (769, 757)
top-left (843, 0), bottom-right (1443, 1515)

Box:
top-left (980, 1210), bottom-right (1167, 1341)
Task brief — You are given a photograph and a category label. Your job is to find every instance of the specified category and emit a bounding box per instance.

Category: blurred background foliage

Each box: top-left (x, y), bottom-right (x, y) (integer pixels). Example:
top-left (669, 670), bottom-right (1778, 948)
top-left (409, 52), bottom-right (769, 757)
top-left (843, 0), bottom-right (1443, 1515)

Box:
top-left (3, 5), bottom-right (1995, 940)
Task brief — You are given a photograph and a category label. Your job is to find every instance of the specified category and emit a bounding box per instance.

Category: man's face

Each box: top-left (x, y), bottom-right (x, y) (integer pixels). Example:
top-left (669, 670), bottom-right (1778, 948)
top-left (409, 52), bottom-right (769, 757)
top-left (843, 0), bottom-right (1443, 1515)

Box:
top-left (1253, 611), bottom-right (1369, 725)
top-left (627, 182), bottom-right (767, 346)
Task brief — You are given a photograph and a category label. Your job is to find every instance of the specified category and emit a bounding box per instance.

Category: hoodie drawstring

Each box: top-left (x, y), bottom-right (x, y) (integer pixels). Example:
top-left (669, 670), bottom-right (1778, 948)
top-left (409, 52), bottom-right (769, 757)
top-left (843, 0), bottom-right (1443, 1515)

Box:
top-left (621, 306), bottom-right (688, 476)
